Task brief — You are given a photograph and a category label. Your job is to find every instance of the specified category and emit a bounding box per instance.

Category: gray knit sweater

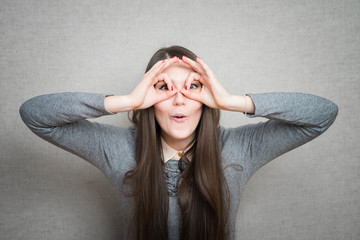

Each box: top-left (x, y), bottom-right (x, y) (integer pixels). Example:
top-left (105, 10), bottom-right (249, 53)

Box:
top-left (19, 92), bottom-right (338, 240)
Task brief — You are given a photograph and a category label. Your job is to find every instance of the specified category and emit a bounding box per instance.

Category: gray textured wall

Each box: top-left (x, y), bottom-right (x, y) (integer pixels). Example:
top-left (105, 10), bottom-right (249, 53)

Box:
top-left (1, 0), bottom-right (359, 239)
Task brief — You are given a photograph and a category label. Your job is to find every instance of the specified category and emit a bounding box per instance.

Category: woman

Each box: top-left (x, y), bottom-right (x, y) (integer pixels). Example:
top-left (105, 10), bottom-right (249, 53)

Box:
top-left (19, 45), bottom-right (338, 240)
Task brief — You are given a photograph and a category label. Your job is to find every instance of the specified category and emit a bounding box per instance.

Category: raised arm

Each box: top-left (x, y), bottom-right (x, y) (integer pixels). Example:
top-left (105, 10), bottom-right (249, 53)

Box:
top-left (19, 57), bottom-right (183, 176)
top-left (221, 92), bottom-right (338, 175)
top-left (19, 92), bottom-right (133, 177)
top-left (177, 56), bottom-right (338, 175)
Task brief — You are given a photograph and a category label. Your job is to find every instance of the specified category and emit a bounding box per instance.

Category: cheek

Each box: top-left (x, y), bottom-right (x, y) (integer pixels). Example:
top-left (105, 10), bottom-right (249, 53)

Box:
top-left (193, 102), bottom-right (203, 113)
top-left (154, 102), bottom-right (169, 122)
top-left (192, 103), bottom-right (203, 120)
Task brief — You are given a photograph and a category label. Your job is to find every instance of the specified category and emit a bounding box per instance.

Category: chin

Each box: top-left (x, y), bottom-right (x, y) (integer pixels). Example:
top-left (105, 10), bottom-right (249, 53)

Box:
top-left (171, 134), bottom-right (192, 141)
top-left (168, 130), bottom-right (194, 141)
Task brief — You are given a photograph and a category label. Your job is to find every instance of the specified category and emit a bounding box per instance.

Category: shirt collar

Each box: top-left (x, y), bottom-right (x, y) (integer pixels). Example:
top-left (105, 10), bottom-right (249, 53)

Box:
top-left (161, 137), bottom-right (193, 163)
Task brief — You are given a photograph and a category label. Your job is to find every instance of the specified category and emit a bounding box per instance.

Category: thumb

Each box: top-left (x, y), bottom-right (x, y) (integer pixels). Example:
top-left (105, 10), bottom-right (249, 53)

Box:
top-left (156, 89), bottom-right (177, 103)
top-left (180, 88), bottom-right (202, 102)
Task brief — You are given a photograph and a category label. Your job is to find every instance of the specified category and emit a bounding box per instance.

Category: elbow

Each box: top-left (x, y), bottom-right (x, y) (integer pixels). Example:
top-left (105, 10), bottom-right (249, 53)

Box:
top-left (314, 101), bottom-right (339, 134)
top-left (19, 98), bottom-right (39, 130)
top-left (326, 101), bottom-right (339, 127)
top-left (19, 101), bottom-right (30, 125)
top-left (331, 102), bottom-right (339, 121)
top-left (19, 97), bottom-right (57, 139)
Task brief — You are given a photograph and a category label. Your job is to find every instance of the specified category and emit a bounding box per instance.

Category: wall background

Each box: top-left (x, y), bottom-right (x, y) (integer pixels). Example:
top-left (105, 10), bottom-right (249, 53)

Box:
top-left (1, 0), bottom-right (359, 239)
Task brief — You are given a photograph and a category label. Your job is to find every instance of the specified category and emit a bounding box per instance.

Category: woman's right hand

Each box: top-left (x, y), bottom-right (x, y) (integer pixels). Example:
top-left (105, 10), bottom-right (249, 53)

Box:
top-left (129, 57), bottom-right (179, 110)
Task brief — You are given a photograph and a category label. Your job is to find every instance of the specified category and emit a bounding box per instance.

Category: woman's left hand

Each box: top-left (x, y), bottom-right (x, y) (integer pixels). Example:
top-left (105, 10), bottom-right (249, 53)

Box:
top-left (179, 56), bottom-right (232, 110)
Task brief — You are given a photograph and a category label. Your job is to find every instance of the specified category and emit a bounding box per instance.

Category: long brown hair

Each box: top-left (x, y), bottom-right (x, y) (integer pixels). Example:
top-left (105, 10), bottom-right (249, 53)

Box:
top-left (123, 45), bottom-right (230, 240)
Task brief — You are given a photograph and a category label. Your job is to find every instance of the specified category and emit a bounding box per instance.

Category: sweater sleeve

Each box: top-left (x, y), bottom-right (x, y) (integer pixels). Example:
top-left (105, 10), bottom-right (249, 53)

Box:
top-left (221, 92), bottom-right (338, 176)
top-left (19, 92), bottom-right (134, 178)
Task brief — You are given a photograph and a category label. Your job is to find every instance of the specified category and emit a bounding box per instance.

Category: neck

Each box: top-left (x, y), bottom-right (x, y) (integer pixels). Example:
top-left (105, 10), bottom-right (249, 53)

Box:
top-left (161, 134), bottom-right (194, 151)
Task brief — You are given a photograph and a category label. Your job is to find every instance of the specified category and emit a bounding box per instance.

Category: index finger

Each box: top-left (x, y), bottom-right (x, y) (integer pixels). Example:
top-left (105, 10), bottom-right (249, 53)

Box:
top-left (153, 72), bottom-right (174, 92)
top-left (181, 55), bottom-right (206, 76)
top-left (176, 58), bottom-right (193, 69)
top-left (196, 57), bottom-right (213, 77)
top-left (146, 56), bottom-right (178, 78)
top-left (184, 72), bottom-right (203, 91)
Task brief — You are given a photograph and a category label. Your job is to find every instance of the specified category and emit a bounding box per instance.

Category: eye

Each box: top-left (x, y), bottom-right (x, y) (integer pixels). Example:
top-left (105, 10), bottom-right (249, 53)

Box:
top-left (159, 84), bottom-right (169, 90)
top-left (190, 82), bottom-right (201, 90)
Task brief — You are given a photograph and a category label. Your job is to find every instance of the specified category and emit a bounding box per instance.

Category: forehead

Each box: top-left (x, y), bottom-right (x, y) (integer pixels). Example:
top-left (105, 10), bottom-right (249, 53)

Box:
top-left (162, 64), bottom-right (195, 82)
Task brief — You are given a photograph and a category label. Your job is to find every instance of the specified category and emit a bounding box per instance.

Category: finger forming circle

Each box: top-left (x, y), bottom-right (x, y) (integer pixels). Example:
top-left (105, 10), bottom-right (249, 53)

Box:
top-left (182, 56), bottom-right (206, 76)
top-left (184, 72), bottom-right (204, 89)
top-left (154, 72), bottom-right (172, 91)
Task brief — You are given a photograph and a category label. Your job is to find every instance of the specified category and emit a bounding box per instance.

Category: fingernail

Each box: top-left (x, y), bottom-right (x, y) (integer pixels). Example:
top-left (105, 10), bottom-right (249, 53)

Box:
top-left (162, 60), bottom-right (165, 63)
top-left (172, 56), bottom-right (176, 59)
top-left (197, 57), bottom-right (201, 61)
top-left (182, 55), bottom-right (187, 59)
top-left (185, 86), bottom-right (187, 90)
top-left (171, 86), bottom-right (173, 91)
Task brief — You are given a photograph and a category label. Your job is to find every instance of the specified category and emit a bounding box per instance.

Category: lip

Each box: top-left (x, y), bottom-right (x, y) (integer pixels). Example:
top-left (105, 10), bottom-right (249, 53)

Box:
top-left (171, 113), bottom-right (187, 122)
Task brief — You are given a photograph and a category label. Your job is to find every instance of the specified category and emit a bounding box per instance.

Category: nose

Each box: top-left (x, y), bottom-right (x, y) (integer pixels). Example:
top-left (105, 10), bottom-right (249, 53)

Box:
top-left (173, 89), bottom-right (186, 106)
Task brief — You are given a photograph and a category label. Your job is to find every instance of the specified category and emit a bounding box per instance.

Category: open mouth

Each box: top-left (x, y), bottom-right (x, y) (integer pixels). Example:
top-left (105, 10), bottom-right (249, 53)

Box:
top-left (171, 114), bottom-right (187, 121)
